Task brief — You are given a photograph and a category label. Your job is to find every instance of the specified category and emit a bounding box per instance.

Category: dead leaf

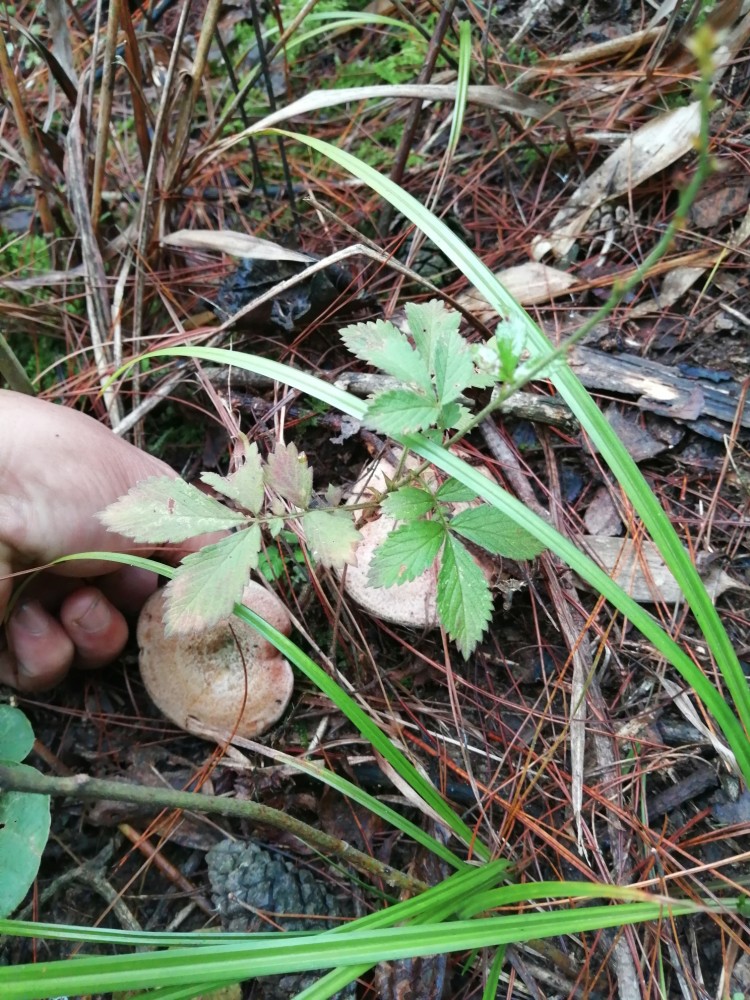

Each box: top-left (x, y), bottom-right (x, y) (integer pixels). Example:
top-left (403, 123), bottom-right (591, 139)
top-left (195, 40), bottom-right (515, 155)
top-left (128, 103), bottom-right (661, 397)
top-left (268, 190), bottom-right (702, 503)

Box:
top-left (583, 487), bottom-right (623, 536)
top-left (576, 535), bottom-right (750, 604)
top-left (533, 103), bottom-right (701, 260)
top-left (161, 229), bottom-right (315, 263)
top-left (605, 405), bottom-right (667, 463)
top-left (457, 261), bottom-right (577, 320)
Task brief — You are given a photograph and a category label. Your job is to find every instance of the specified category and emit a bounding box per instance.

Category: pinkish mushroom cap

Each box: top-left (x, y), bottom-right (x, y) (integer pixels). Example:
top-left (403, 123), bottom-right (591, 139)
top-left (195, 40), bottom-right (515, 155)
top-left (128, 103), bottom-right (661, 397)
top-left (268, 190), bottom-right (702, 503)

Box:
top-left (137, 582), bottom-right (293, 741)
top-left (342, 452), bottom-right (492, 629)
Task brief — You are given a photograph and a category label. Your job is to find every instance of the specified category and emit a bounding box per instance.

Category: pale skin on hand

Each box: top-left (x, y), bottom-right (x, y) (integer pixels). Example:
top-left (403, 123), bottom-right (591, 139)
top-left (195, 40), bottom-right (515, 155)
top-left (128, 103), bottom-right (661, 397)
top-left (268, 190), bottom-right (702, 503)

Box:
top-left (0, 389), bottom-right (178, 692)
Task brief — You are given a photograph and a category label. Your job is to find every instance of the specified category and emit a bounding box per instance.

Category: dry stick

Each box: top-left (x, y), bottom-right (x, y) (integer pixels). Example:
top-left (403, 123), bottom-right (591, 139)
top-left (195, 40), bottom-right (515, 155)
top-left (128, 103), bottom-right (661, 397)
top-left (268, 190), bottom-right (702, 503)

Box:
top-left (130, 0), bottom-right (193, 442)
top-left (379, 0), bottom-right (458, 238)
top-left (479, 419), bottom-right (549, 521)
top-left (90, 0), bottom-right (120, 232)
top-left (66, 91), bottom-right (123, 425)
top-left (0, 25), bottom-right (55, 235)
top-left (697, 375), bottom-right (750, 552)
top-left (0, 765), bottom-right (427, 894)
top-left (162, 0), bottom-right (224, 193)
top-left (117, 0), bottom-right (152, 174)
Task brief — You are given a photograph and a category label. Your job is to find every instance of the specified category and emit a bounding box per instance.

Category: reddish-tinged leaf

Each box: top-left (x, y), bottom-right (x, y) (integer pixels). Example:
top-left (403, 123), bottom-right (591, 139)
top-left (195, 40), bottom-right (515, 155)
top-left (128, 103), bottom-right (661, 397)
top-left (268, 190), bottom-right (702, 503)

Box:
top-left (264, 441), bottom-right (313, 507)
top-left (302, 509), bottom-right (361, 569)
top-left (201, 439), bottom-right (264, 514)
top-left (163, 525), bottom-right (262, 633)
top-left (98, 476), bottom-right (246, 543)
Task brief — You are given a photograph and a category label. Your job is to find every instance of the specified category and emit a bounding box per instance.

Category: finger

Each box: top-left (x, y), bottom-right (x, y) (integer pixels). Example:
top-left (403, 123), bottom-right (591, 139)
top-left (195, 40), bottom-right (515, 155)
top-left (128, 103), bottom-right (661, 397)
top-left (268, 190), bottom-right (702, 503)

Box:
top-left (1, 600), bottom-right (75, 692)
top-left (95, 565), bottom-right (159, 616)
top-left (59, 587), bottom-right (129, 670)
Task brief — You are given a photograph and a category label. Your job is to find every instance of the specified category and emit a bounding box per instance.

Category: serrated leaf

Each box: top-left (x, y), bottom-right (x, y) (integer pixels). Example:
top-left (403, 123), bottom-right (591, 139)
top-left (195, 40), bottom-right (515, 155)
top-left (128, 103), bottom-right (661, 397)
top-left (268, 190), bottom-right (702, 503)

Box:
top-left (98, 476), bottom-right (247, 543)
top-left (302, 509), bottom-right (361, 569)
top-left (406, 299), bottom-right (461, 372)
top-left (436, 478), bottom-right (478, 504)
top-left (200, 439), bottom-right (264, 514)
top-left (0, 763), bottom-right (51, 918)
top-left (439, 401), bottom-right (473, 432)
top-left (380, 486), bottom-right (436, 522)
top-left (267, 515), bottom-right (285, 539)
top-left (163, 525), bottom-right (262, 633)
top-left (0, 706), bottom-right (35, 763)
top-left (339, 318), bottom-right (433, 392)
top-left (365, 389), bottom-right (441, 435)
top-left (432, 323), bottom-right (476, 407)
top-left (437, 535), bottom-right (493, 657)
top-left (495, 314), bottom-right (528, 381)
top-left (450, 506), bottom-right (546, 559)
top-left (368, 520), bottom-right (445, 587)
top-left (264, 441), bottom-right (313, 507)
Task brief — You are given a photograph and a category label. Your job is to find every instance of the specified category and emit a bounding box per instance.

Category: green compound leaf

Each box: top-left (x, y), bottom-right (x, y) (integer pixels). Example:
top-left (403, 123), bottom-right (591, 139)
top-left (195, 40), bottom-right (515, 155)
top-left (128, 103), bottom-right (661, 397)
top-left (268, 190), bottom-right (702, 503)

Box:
top-left (406, 299), bottom-right (459, 372)
top-left (0, 705), bottom-right (35, 763)
top-left (0, 763), bottom-right (51, 918)
top-left (302, 508), bottom-right (361, 570)
top-left (380, 486), bottom-right (436, 522)
top-left (437, 535), bottom-right (493, 657)
top-left (439, 400), bottom-right (473, 432)
top-left (98, 476), bottom-right (247, 542)
top-left (163, 525), bottom-right (262, 633)
top-left (264, 441), bottom-right (313, 507)
top-left (368, 520), bottom-right (445, 588)
top-left (201, 438), bottom-right (264, 514)
top-left (340, 318), bottom-right (433, 393)
top-left (432, 321), bottom-right (480, 407)
top-left (365, 389), bottom-right (441, 436)
top-left (450, 506), bottom-right (546, 559)
top-left (435, 478), bottom-right (478, 504)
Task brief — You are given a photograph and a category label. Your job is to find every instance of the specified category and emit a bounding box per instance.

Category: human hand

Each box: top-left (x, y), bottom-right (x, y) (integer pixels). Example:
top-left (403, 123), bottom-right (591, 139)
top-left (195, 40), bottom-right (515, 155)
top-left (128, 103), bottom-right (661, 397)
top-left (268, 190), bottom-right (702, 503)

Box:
top-left (0, 390), bottom-right (176, 691)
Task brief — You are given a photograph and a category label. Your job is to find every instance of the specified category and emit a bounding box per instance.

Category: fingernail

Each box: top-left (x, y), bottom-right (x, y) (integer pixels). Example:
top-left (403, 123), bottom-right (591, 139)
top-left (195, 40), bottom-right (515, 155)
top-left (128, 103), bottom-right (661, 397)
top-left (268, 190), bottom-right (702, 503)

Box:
top-left (74, 595), bottom-right (111, 634)
top-left (13, 601), bottom-right (49, 636)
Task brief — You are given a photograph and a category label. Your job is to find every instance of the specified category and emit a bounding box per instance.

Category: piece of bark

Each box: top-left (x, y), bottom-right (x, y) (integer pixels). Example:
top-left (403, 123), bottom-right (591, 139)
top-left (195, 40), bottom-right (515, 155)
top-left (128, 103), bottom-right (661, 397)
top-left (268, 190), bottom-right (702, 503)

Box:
top-left (569, 345), bottom-right (749, 437)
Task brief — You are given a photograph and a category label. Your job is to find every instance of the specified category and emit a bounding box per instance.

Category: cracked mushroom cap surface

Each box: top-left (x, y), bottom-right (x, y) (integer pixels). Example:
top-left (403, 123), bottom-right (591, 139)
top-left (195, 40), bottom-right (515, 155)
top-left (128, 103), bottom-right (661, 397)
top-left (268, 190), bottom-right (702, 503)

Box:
top-left (137, 582), bottom-right (293, 742)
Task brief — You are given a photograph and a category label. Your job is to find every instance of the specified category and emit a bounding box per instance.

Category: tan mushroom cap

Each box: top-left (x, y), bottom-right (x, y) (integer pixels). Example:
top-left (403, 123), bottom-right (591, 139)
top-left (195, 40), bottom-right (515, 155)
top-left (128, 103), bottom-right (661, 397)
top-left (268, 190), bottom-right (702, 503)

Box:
top-left (342, 452), bottom-right (492, 629)
top-left (137, 582), bottom-right (293, 742)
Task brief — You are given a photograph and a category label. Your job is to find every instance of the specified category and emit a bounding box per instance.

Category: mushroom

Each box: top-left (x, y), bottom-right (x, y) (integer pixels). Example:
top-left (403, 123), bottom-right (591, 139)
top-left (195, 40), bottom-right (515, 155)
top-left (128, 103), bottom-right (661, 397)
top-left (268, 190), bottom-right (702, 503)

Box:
top-left (341, 452), bottom-right (493, 629)
top-left (137, 582), bottom-right (293, 741)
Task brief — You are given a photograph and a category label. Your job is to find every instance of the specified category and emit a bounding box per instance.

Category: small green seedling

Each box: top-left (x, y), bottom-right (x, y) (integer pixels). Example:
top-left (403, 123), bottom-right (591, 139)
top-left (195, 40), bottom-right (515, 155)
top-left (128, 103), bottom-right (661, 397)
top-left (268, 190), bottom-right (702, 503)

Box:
top-left (100, 301), bottom-right (544, 655)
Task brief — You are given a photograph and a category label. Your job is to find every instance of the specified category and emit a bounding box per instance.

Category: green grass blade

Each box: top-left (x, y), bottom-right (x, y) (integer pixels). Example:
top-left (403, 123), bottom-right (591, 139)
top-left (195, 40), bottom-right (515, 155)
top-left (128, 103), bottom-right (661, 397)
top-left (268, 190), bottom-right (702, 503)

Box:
top-left (0, 902), bottom-right (706, 998)
top-left (447, 21), bottom-right (472, 157)
top-left (232, 602), bottom-right (488, 861)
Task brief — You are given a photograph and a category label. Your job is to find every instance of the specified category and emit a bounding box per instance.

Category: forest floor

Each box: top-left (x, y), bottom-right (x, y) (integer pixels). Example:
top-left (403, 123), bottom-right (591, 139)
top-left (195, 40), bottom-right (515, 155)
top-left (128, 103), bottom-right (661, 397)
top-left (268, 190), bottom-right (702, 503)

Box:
top-left (1, 1), bottom-right (750, 998)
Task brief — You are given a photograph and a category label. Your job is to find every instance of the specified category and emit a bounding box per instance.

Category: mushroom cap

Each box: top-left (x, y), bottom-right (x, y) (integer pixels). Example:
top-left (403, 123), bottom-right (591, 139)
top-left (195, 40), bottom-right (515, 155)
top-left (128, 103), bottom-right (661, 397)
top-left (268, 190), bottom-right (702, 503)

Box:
top-left (341, 452), bottom-right (492, 629)
top-left (343, 512), bottom-right (440, 627)
top-left (137, 582), bottom-right (293, 741)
